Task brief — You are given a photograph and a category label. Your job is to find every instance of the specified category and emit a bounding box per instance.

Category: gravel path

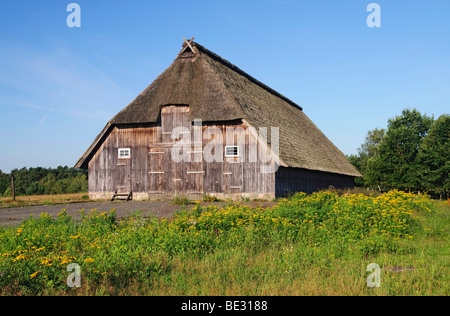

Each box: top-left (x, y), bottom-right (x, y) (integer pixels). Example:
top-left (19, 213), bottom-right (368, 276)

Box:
top-left (0, 201), bottom-right (182, 227)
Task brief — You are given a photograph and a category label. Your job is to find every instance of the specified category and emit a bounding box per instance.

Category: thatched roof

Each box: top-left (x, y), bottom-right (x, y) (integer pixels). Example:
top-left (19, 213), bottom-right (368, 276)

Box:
top-left (76, 41), bottom-right (361, 177)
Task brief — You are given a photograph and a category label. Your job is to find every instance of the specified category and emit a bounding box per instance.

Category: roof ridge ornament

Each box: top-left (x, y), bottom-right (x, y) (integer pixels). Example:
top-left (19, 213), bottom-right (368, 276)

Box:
top-left (178, 37), bottom-right (197, 57)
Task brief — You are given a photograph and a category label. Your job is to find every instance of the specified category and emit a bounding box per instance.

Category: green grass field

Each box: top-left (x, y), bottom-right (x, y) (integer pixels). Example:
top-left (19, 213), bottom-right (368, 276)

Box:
top-left (0, 190), bottom-right (448, 296)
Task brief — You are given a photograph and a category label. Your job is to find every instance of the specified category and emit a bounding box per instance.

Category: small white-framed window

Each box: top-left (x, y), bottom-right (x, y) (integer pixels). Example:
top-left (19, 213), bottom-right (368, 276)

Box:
top-left (118, 148), bottom-right (131, 159)
top-left (225, 146), bottom-right (239, 158)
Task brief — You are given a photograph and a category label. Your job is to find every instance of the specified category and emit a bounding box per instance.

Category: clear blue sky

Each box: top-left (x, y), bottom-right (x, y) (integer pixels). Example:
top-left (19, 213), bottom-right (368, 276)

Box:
top-left (0, 0), bottom-right (449, 173)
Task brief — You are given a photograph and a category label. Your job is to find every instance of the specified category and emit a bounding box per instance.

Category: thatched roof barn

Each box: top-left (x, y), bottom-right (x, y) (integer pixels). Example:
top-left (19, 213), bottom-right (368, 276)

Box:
top-left (75, 39), bottom-right (361, 200)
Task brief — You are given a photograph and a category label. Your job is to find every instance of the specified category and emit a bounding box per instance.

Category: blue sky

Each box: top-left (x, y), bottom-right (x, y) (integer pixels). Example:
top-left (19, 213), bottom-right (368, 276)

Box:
top-left (0, 0), bottom-right (449, 173)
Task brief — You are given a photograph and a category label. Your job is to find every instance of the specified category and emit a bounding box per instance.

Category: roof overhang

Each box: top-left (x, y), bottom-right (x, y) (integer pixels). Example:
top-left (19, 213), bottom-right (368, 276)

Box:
top-left (74, 123), bottom-right (112, 169)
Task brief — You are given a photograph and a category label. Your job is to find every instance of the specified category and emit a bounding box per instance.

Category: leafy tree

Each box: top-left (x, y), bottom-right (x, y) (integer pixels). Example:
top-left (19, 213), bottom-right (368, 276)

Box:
top-left (40, 173), bottom-right (58, 195)
top-left (25, 181), bottom-right (45, 196)
top-left (66, 173), bottom-right (88, 193)
top-left (0, 170), bottom-right (10, 197)
top-left (12, 170), bottom-right (30, 195)
top-left (366, 109), bottom-right (434, 191)
top-left (359, 128), bottom-right (386, 159)
top-left (417, 114), bottom-right (450, 196)
top-left (4, 166), bottom-right (88, 196)
top-left (3, 187), bottom-right (11, 197)
top-left (348, 128), bottom-right (385, 187)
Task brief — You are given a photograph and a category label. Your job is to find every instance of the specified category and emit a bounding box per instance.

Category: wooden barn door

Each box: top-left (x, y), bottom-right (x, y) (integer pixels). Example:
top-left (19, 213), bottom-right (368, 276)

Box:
top-left (223, 128), bottom-right (244, 195)
top-left (151, 105), bottom-right (204, 196)
top-left (224, 159), bottom-right (242, 194)
top-left (148, 148), bottom-right (165, 195)
top-left (116, 160), bottom-right (132, 193)
top-left (167, 106), bottom-right (189, 195)
top-left (186, 129), bottom-right (204, 195)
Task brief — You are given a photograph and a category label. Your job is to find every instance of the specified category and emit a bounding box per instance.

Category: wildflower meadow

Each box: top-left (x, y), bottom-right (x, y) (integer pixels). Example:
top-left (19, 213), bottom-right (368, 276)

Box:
top-left (0, 190), bottom-right (448, 295)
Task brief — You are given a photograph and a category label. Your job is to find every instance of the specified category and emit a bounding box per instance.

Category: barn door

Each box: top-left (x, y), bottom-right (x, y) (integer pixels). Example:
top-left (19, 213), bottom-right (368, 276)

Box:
top-left (224, 157), bottom-right (242, 194)
top-left (116, 159), bottom-right (132, 193)
top-left (186, 151), bottom-right (204, 195)
top-left (224, 130), bottom-right (244, 194)
top-left (155, 105), bottom-right (195, 195)
top-left (148, 147), bottom-right (165, 195)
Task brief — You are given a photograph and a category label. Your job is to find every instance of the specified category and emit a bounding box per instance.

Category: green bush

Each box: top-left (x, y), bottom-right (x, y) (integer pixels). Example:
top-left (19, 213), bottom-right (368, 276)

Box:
top-left (171, 195), bottom-right (193, 206)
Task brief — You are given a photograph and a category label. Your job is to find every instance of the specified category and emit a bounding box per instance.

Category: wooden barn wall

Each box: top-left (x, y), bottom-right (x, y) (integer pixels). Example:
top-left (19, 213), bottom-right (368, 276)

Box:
top-left (201, 121), bottom-right (275, 196)
top-left (88, 105), bottom-right (276, 199)
top-left (275, 167), bottom-right (356, 197)
top-left (88, 125), bottom-right (155, 195)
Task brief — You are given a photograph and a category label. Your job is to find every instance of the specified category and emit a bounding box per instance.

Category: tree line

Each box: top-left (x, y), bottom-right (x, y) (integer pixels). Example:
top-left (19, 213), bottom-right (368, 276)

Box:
top-left (0, 166), bottom-right (88, 197)
top-left (348, 109), bottom-right (449, 197)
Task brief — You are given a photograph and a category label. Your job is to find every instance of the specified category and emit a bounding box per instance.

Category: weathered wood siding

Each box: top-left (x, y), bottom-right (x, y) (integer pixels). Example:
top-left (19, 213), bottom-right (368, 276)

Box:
top-left (275, 167), bottom-right (356, 197)
top-left (88, 105), bottom-right (276, 199)
top-left (88, 124), bottom-right (155, 199)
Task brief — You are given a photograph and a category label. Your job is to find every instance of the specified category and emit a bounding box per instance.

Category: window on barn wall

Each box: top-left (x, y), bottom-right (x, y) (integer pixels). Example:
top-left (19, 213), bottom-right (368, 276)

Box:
top-left (225, 146), bottom-right (239, 158)
top-left (118, 148), bottom-right (131, 159)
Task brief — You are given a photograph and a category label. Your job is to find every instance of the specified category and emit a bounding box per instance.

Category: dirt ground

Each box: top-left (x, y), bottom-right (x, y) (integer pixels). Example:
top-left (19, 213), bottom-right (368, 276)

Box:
top-left (0, 200), bottom-right (183, 227)
top-left (0, 200), bottom-right (276, 227)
